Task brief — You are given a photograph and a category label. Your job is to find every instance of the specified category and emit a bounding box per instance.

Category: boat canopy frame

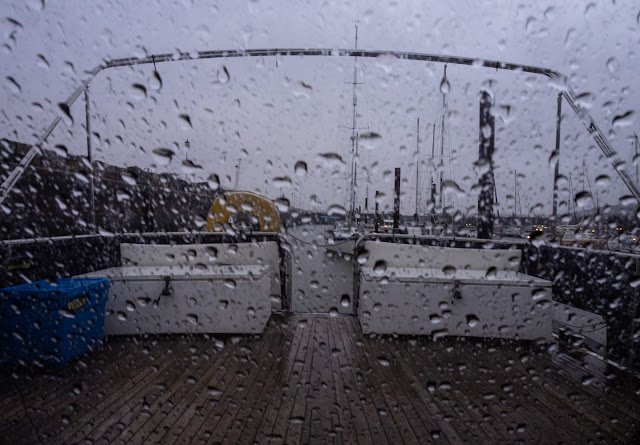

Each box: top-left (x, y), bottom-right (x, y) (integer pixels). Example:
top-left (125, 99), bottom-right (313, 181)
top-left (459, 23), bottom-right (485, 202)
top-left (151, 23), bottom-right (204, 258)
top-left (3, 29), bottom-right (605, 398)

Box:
top-left (2, 47), bottom-right (638, 209)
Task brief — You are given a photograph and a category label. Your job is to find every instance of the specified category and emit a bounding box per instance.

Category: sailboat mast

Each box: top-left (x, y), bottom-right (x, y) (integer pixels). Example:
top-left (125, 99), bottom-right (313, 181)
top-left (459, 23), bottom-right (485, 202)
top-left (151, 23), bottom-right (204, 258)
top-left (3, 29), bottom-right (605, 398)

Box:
top-left (569, 171), bottom-right (574, 218)
top-left (514, 169), bottom-right (517, 217)
top-left (635, 133), bottom-right (639, 184)
top-left (415, 117), bottom-right (420, 215)
top-left (439, 65), bottom-right (447, 210)
top-left (348, 24), bottom-right (359, 226)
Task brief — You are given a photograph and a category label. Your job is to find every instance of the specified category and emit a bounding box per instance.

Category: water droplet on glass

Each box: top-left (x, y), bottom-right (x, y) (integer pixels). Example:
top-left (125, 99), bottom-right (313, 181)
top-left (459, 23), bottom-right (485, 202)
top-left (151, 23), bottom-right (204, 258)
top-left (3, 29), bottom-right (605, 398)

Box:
top-left (131, 83), bottom-right (147, 100)
top-left (442, 265), bottom-right (456, 277)
top-left (356, 250), bottom-right (369, 264)
top-left (440, 76), bottom-right (450, 94)
top-left (595, 174), bottom-right (610, 187)
top-left (294, 161), bottom-right (308, 177)
top-left (54, 196), bottom-right (67, 211)
top-left (150, 70), bottom-right (162, 91)
top-left (6, 76), bottom-right (21, 94)
top-left (329, 307), bottom-right (339, 317)
top-left (532, 288), bottom-right (547, 301)
top-left (186, 314), bottom-right (198, 325)
top-left (208, 386), bottom-right (222, 396)
top-left (441, 180), bottom-right (464, 197)
top-left (373, 260), bottom-right (387, 275)
top-left (125, 300), bottom-right (135, 312)
top-left (612, 110), bottom-right (634, 128)
top-left (466, 314), bottom-right (479, 327)
top-left (216, 66), bottom-right (230, 84)
top-left (179, 113), bottom-right (192, 129)
top-left (206, 246), bottom-right (218, 260)
top-left (58, 309), bottom-right (75, 319)
top-left (207, 173), bottom-right (220, 190)
top-left (377, 357), bottom-right (390, 366)
top-left (224, 279), bottom-right (236, 289)
top-left (575, 191), bottom-right (593, 208)
top-left (327, 204), bottom-right (347, 216)
top-left (58, 102), bottom-right (73, 126)
top-left (116, 311), bottom-right (127, 321)
top-left (182, 159), bottom-right (202, 174)
top-left (152, 148), bottom-right (174, 165)
top-left (274, 198), bottom-right (290, 212)
top-left (36, 54), bottom-right (50, 69)
top-left (340, 295), bottom-right (350, 307)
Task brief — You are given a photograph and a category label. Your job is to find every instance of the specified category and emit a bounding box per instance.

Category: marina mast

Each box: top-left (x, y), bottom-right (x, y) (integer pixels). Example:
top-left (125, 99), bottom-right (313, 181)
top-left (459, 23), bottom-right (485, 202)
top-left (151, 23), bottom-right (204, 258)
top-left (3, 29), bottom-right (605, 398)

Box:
top-left (348, 24), bottom-right (359, 227)
top-left (415, 117), bottom-right (420, 215)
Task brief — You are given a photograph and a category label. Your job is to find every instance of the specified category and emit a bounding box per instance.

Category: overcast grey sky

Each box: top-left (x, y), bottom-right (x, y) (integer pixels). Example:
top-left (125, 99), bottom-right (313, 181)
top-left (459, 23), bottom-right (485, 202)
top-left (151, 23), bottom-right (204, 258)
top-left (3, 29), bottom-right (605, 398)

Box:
top-left (1, 0), bottom-right (639, 217)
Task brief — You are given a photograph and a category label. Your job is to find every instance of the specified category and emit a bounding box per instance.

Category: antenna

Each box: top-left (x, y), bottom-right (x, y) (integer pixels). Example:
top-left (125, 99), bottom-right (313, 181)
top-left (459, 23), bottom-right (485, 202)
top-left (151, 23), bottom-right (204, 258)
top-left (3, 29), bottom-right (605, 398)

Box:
top-left (348, 23), bottom-right (359, 227)
top-left (514, 170), bottom-right (517, 217)
top-left (415, 117), bottom-right (420, 215)
top-left (635, 132), bottom-right (639, 184)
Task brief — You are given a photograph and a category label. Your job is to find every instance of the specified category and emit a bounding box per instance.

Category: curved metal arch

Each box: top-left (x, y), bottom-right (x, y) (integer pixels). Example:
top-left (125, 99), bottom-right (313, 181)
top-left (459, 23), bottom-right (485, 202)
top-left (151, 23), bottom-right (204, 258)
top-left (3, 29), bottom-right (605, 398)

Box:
top-left (2, 47), bottom-right (638, 205)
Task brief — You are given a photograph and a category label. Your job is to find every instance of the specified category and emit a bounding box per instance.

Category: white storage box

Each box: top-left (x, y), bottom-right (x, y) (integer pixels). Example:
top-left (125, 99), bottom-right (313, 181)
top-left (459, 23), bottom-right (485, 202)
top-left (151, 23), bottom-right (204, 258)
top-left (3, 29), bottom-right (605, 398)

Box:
top-left (82, 264), bottom-right (271, 335)
top-left (358, 242), bottom-right (553, 341)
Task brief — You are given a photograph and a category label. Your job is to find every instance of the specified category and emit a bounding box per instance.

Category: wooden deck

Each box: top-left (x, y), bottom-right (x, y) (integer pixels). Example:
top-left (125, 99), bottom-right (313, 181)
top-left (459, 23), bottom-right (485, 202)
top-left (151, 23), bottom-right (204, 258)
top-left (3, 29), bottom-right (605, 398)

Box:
top-left (1, 314), bottom-right (639, 444)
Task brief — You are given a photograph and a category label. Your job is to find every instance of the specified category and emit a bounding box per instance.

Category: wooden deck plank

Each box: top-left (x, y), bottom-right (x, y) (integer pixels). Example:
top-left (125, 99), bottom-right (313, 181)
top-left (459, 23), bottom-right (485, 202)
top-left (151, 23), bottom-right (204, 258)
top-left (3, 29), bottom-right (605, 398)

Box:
top-left (0, 337), bottom-right (165, 429)
top-left (266, 317), bottom-right (316, 444)
top-left (59, 340), bottom-right (194, 445)
top-left (176, 329), bottom-right (281, 445)
top-left (250, 317), bottom-right (314, 444)
top-left (24, 340), bottom-right (191, 444)
top-left (373, 337), bottom-right (459, 444)
top-left (447, 340), bottom-right (610, 443)
top-left (399, 339), bottom-right (547, 443)
top-left (2, 314), bottom-right (640, 445)
top-left (303, 316), bottom-right (337, 443)
top-left (120, 340), bottom-right (225, 445)
top-left (504, 345), bottom-right (636, 442)
top-left (551, 351), bottom-right (640, 420)
top-left (403, 339), bottom-right (533, 442)
top-left (344, 321), bottom-right (422, 444)
top-left (152, 336), bottom-right (244, 444)
top-left (333, 317), bottom-right (390, 445)
top-left (120, 340), bottom-right (225, 444)
top-left (283, 317), bottom-right (320, 444)
top-left (222, 318), bottom-right (299, 445)
top-left (203, 321), bottom-right (290, 444)
top-left (326, 317), bottom-right (361, 445)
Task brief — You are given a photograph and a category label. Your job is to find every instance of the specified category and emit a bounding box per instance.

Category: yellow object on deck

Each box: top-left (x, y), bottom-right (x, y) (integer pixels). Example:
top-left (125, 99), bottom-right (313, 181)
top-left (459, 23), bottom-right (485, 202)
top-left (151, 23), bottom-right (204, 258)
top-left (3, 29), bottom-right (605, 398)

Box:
top-left (205, 191), bottom-right (280, 232)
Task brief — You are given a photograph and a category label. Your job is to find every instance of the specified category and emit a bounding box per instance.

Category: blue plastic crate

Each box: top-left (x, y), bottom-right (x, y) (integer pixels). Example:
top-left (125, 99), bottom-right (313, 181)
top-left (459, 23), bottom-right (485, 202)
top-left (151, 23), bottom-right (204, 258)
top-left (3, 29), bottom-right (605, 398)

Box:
top-left (0, 278), bottom-right (110, 368)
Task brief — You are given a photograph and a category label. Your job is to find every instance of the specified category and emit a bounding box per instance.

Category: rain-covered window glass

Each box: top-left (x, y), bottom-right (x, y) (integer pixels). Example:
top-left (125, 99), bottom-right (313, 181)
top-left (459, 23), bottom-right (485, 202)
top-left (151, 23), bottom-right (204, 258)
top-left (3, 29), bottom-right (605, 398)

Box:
top-left (1, 2), bottom-right (639, 443)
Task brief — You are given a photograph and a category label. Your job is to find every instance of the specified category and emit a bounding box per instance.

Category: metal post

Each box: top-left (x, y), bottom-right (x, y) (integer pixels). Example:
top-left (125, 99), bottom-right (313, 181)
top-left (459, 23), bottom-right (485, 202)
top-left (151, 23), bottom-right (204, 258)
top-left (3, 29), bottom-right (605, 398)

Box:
top-left (394, 168), bottom-right (401, 230)
top-left (478, 91), bottom-right (495, 239)
top-left (374, 190), bottom-right (380, 233)
top-left (635, 133), bottom-right (639, 185)
top-left (628, 258), bottom-right (640, 369)
top-left (514, 170), bottom-right (517, 217)
top-left (552, 93), bottom-right (562, 237)
top-left (84, 87), bottom-right (97, 234)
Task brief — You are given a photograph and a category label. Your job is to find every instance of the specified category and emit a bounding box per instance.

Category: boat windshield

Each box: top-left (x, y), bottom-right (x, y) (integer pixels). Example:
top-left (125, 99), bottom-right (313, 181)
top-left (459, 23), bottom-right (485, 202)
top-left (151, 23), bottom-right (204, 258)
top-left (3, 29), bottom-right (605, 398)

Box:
top-left (1, 2), bottom-right (639, 443)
